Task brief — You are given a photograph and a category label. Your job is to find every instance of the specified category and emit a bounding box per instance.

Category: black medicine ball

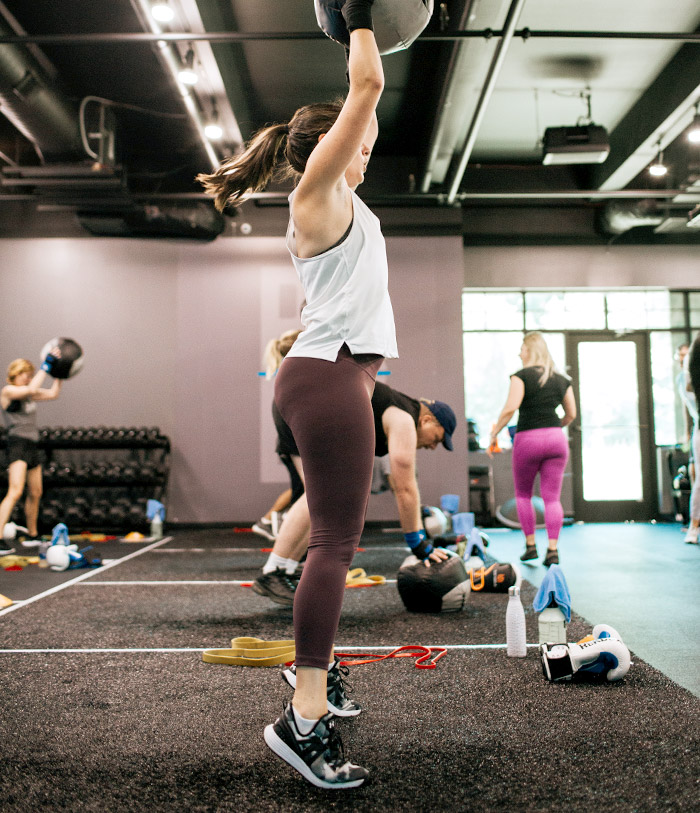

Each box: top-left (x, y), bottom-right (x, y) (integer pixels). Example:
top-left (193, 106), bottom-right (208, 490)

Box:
top-left (40, 337), bottom-right (84, 379)
top-left (397, 553), bottom-right (470, 613)
top-left (314, 0), bottom-right (434, 56)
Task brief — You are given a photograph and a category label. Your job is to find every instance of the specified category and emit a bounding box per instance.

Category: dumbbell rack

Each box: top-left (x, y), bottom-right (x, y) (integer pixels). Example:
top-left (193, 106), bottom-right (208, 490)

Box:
top-left (0, 426), bottom-right (170, 533)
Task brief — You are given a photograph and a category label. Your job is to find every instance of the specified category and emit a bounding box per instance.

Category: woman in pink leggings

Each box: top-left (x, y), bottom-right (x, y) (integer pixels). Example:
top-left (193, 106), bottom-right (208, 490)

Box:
top-left (490, 333), bottom-right (577, 566)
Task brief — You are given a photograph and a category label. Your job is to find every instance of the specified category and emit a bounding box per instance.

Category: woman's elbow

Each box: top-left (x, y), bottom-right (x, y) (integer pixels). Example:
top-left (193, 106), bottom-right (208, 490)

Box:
top-left (355, 75), bottom-right (384, 98)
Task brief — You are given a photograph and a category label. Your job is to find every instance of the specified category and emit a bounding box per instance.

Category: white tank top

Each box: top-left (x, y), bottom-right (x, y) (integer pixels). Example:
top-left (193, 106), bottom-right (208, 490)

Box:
top-left (284, 190), bottom-right (398, 362)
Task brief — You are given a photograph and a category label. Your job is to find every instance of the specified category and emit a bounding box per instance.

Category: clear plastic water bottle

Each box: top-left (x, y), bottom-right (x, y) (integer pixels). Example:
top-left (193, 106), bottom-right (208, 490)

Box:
top-left (150, 514), bottom-right (163, 541)
top-left (538, 603), bottom-right (567, 644)
top-left (506, 585), bottom-right (527, 657)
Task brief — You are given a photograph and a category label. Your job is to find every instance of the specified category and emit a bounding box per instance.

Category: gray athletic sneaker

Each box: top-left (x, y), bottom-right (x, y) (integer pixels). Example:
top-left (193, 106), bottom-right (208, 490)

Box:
top-left (251, 569), bottom-right (296, 606)
top-left (251, 517), bottom-right (275, 542)
top-left (264, 701), bottom-right (368, 789)
top-left (282, 658), bottom-right (362, 717)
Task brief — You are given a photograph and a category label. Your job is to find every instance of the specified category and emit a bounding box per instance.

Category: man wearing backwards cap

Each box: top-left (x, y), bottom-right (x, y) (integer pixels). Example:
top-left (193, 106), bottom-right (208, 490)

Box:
top-left (253, 381), bottom-right (457, 605)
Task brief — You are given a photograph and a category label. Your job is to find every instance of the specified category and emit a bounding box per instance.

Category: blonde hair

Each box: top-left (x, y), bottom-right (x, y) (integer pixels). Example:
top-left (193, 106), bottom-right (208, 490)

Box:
top-left (196, 100), bottom-right (344, 212)
top-left (263, 329), bottom-right (302, 379)
top-left (522, 332), bottom-right (556, 386)
top-left (6, 358), bottom-right (34, 383)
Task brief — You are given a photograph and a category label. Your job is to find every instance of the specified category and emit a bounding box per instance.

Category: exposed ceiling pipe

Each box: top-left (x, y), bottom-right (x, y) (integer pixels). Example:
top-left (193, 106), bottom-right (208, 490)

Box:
top-left (1, 30), bottom-right (699, 45)
top-left (420, 0), bottom-right (476, 193)
top-left (0, 188), bottom-right (691, 204)
top-left (0, 15), bottom-right (82, 161)
top-left (444, 0), bottom-right (527, 205)
top-left (597, 200), bottom-right (665, 235)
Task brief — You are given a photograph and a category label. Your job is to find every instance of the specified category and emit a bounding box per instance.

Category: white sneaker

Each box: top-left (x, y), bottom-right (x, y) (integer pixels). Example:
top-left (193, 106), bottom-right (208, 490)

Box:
top-left (251, 517), bottom-right (275, 542)
top-left (684, 528), bottom-right (699, 544)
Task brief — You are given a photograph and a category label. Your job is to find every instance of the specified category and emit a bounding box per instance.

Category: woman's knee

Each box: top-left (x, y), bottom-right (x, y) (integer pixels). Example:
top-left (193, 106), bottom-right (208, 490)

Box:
top-left (4, 485), bottom-right (24, 503)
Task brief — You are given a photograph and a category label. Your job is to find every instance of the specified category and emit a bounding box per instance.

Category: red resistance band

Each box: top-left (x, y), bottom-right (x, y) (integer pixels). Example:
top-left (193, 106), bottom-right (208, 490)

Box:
top-left (335, 645), bottom-right (447, 670)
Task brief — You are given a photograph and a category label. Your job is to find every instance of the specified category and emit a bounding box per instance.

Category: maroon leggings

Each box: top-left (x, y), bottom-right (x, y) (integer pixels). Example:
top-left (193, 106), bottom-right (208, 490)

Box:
top-left (274, 345), bottom-right (383, 669)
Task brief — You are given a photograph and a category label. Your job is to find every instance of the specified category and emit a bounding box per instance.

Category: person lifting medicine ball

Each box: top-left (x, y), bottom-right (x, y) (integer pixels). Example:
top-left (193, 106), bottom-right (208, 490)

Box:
top-left (197, 0), bottom-right (431, 790)
top-left (0, 343), bottom-right (79, 554)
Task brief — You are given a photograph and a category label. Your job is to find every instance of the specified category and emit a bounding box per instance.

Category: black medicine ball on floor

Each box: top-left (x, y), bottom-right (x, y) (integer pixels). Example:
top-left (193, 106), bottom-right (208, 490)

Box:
top-left (40, 337), bottom-right (84, 379)
top-left (314, 0), bottom-right (434, 56)
top-left (397, 553), bottom-right (470, 613)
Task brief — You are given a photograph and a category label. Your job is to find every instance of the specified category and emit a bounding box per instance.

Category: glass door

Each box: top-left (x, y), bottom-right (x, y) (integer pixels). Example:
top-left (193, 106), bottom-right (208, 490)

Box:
top-left (566, 332), bottom-right (655, 521)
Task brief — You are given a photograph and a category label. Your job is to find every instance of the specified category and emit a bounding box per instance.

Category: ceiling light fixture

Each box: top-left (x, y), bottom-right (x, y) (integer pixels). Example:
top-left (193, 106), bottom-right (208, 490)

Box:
top-left (688, 104), bottom-right (700, 145)
top-left (177, 47), bottom-right (199, 86)
top-left (151, 2), bottom-right (174, 23)
top-left (648, 142), bottom-right (667, 177)
top-left (204, 98), bottom-right (223, 140)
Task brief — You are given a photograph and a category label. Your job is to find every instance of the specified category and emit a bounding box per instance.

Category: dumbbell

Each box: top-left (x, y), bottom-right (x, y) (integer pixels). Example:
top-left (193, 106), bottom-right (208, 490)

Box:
top-left (89, 502), bottom-right (109, 525)
top-left (107, 504), bottom-right (129, 526)
top-left (65, 503), bottom-right (87, 524)
top-left (54, 463), bottom-right (75, 483)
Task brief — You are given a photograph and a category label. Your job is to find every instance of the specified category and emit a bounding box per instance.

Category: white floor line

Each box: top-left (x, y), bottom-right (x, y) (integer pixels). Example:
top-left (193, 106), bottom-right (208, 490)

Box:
top-left (79, 580), bottom-right (255, 585)
top-left (76, 579), bottom-right (398, 586)
top-left (152, 548), bottom-right (275, 553)
top-left (150, 546), bottom-right (411, 553)
top-left (0, 643), bottom-right (540, 654)
top-left (0, 536), bottom-right (174, 618)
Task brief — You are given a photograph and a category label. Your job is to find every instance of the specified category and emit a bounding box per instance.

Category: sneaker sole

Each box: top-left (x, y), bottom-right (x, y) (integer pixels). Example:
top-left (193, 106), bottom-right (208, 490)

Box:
top-left (281, 670), bottom-right (362, 717)
top-left (263, 724), bottom-right (366, 789)
top-left (251, 525), bottom-right (276, 542)
top-left (251, 581), bottom-right (294, 607)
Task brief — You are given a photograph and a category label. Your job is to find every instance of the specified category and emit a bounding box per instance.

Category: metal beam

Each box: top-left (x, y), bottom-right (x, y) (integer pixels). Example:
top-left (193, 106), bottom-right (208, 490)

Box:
top-left (593, 43), bottom-right (700, 191)
top-left (0, 189), bottom-right (691, 203)
top-left (420, 0), bottom-right (476, 193)
top-left (0, 30), bottom-right (699, 45)
top-left (444, 0), bottom-right (527, 205)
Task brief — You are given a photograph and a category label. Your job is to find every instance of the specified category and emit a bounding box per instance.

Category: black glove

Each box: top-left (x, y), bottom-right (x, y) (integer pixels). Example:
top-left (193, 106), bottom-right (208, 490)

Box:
top-left (405, 530), bottom-right (433, 561)
top-left (41, 353), bottom-right (58, 375)
top-left (341, 0), bottom-right (374, 34)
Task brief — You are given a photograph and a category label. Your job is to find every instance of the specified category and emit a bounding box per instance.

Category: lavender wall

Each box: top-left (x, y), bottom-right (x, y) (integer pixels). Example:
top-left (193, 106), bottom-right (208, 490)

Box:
top-left (2, 236), bottom-right (695, 523)
top-left (0, 234), bottom-right (467, 522)
top-left (463, 244), bottom-right (700, 288)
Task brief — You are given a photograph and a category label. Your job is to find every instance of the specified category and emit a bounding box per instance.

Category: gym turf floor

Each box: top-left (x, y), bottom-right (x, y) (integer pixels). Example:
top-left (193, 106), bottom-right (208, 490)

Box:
top-left (0, 524), bottom-right (698, 811)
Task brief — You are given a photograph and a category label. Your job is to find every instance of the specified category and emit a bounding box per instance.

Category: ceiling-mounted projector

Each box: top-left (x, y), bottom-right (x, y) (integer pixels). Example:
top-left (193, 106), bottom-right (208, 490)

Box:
top-left (542, 124), bottom-right (610, 165)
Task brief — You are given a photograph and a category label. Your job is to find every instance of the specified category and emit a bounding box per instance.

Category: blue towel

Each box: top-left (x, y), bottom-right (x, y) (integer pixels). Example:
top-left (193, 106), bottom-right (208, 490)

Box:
top-left (464, 527), bottom-right (486, 561)
top-left (146, 499), bottom-right (165, 521)
top-left (533, 564), bottom-right (572, 622)
top-left (51, 522), bottom-right (70, 546)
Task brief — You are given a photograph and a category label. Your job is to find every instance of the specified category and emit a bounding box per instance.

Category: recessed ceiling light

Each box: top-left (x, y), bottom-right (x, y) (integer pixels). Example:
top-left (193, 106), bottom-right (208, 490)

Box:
top-left (151, 2), bottom-right (174, 23)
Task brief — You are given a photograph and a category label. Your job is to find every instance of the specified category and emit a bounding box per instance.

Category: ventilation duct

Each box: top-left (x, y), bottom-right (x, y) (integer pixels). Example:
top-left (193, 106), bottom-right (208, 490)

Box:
top-left (77, 203), bottom-right (226, 241)
top-left (0, 16), bottom-right (82, 161)
top-left (596, 200), bottom-right (665, 235)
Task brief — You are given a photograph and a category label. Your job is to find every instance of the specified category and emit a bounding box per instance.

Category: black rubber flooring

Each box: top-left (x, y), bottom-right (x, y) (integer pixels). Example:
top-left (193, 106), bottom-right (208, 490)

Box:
top-left (1, 528), bottom-right (698, 812)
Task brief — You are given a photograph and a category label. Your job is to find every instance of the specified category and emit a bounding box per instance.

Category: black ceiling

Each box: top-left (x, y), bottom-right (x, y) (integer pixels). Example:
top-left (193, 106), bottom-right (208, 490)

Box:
top-left (0, 0), bottom-right (699, 242)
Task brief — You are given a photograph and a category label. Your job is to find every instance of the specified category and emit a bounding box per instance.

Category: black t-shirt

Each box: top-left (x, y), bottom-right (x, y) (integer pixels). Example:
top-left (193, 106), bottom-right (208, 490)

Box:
top-left (272, 400), bottom-right (299, 456)
top-left (513, 367), bottom-right (570, 433)
top-left (272, 381), bottom-right (421, 458)
top-left (371, 382), bottom-right (421, 457)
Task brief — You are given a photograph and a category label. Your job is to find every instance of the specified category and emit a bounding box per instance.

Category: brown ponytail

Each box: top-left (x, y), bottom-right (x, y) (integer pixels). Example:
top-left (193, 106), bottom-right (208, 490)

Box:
top-left (196, 123), bottom-right (288, 212)
top-left (196, 99), bottom-right (344, 212)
